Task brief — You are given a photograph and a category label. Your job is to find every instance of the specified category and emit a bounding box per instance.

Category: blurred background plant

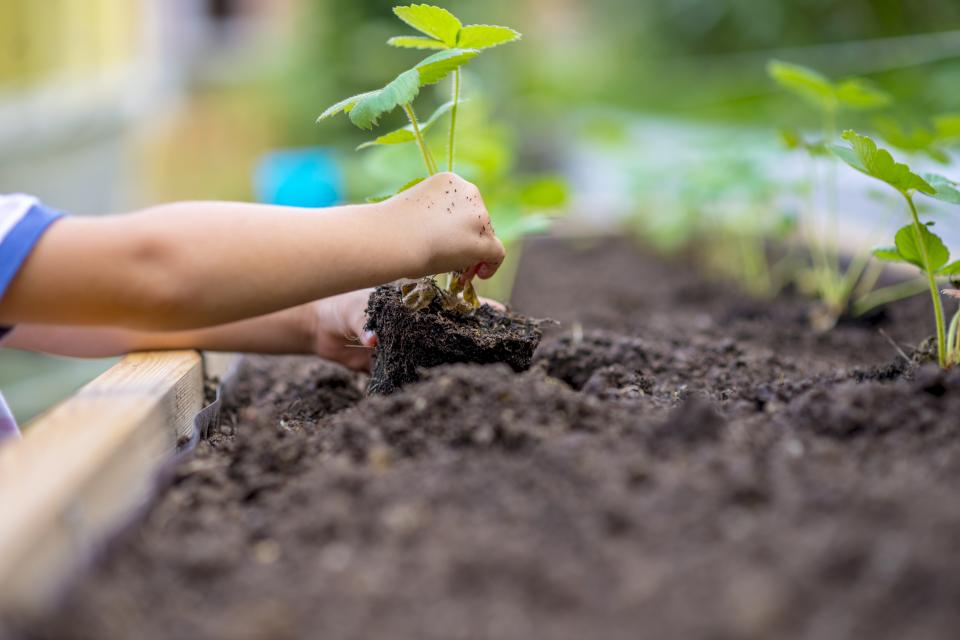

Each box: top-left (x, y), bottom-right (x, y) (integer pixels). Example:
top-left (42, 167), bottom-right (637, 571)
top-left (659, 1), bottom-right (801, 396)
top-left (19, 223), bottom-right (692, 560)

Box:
top-left (1, 0), bottom-right (959, 420)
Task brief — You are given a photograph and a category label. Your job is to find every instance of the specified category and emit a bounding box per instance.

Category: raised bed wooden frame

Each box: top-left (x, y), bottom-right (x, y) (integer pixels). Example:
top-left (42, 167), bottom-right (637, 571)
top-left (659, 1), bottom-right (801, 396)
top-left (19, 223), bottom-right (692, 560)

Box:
top-left (0, 351), bottom-right (210, 615)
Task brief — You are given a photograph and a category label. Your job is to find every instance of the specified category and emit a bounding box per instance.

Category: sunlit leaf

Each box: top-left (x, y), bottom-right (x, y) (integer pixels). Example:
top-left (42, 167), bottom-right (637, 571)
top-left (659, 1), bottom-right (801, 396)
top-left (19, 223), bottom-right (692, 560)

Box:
top-left (830, 130), bottom-right (935, 195)
top-left (940, 261), bottom-right (960, 276)
top-left (392, 4), bottom-right (462, 47)
top-left (767, 60), bottom-right (889, 113)
top-left (872, 246), bottom-right (903, 262)
top-left (348, 69), bottom-right (421, 130)
top-left (415, 48), bottom-right (478, 85)
top-left (833, 79), bottom-right (891, 110)
top-left (457, 24), bottom-right (521, 49)
top-left (387, 35), bottom-right (446, 49)
top-left (767, 60), bottom-right (835, 110)
top-left (923, 172), bottom-right (960, 205)
top-left (365, 176), bottom-right (426, 203)
top-left (894, 223), bottom-right (949, 273)
top-left (317, 91), bottom-right (376, 122)
top-left (357, 100), bottom-right (456, 149)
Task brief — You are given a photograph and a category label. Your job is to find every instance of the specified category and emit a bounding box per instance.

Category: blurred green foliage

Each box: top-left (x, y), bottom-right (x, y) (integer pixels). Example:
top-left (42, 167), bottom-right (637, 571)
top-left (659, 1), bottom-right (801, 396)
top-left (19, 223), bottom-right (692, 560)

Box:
top-left (275, 0), bottom-right (960, 149)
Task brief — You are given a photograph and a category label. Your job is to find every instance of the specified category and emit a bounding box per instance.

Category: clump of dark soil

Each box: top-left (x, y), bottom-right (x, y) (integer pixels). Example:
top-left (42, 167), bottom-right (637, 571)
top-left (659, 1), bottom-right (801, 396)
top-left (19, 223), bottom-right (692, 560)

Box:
top-left (10, 236), bottom-right (960, 640)
top-left (365, 283), bottom-right (542, 394)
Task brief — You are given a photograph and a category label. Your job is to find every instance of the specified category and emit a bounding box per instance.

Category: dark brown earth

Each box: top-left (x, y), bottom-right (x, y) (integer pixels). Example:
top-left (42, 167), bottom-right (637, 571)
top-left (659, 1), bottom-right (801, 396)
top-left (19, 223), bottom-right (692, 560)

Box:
top-left (9, 235), bottom-right (960, 640)
top-left (365, 282), bottom-right (542, 394)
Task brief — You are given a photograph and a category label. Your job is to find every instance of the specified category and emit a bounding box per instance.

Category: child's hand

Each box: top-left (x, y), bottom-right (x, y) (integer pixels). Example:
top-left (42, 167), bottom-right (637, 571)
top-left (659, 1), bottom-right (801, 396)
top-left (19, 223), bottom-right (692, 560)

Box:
top-left (385, 172), bottom-right (506, 280)
top-left (304, 288), bottom-right (506, 372)
top-left (304, 289), bottom-right (377, 372)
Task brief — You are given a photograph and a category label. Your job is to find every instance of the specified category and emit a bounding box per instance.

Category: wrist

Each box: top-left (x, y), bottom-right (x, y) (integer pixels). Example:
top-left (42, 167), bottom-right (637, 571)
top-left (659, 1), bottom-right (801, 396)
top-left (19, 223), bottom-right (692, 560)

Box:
top-left (372, 198), bottom-right (439, 279)
top-left (290, 303), bottom-right (320, 355)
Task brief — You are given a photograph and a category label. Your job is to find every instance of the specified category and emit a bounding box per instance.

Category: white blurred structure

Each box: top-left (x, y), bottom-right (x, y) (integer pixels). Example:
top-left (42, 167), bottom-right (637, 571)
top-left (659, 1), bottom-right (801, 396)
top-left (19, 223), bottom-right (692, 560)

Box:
top-left (0, 0), bottom-right (293, 214)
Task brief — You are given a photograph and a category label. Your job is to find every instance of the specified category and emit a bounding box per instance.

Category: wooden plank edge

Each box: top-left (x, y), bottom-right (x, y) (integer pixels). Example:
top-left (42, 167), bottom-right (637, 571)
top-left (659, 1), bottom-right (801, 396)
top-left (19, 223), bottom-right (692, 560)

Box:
top-left (0, 350), bottom-right (203, 615)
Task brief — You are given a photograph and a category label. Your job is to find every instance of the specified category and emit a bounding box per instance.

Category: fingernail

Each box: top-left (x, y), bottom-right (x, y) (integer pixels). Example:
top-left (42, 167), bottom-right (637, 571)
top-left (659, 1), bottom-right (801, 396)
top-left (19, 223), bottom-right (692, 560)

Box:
top-left (361, 330), bottom-right (377, 346)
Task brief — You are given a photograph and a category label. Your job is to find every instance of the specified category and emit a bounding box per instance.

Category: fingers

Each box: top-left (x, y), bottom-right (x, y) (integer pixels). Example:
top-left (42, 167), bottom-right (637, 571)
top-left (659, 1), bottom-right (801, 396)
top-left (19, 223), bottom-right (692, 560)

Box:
top-left (360, 329), bottom-right (377, 347)
top-left (479, 296), bottom-right (506, 311)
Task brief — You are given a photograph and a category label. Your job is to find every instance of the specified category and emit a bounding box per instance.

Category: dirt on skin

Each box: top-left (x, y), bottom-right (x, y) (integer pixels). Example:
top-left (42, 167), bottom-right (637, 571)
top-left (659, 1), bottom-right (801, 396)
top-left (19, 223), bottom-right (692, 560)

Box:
top-left (10, 236), bottom-right (960, 640)
top-left (365, 283), bottom-right (541, 394)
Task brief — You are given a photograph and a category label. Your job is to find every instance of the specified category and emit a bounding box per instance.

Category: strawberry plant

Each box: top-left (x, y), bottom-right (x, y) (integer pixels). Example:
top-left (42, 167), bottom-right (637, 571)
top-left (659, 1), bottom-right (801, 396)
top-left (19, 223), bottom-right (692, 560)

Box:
top-left (831, 130), bottom-right (960, 367)
top-left (317, 3), bottom-right (520, 312)
top-left (768, 60), bottom-right (891, 328)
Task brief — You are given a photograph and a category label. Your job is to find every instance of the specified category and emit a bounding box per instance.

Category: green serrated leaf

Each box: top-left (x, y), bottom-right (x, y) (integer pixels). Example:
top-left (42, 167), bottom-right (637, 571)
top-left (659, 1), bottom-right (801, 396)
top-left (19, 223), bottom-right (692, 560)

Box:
top-left (357, 129), bottom-right (417, 149)
top-left (457, 24), bottom-right (521, 49)
top-left (872, 246), bottom-right (904, 262)
top-left (895, 223), bottom-right (949, 272)
top-left (831, 130), bottom-right (935, 195)
top-left (940, 260), bottom-right (960, 276)
top-left (366, 176), bottom-right (426, 203)
top-left (833, 79), bottom-right (891, 110)
top-left (348, 69), bottom-right (420, 130)
top-left (766, 60), bottom-right (835, 110)
top-left (393, 4), bottom-right (462, 47)
top-left (317, 91), bottom-right (376, 122)
top-left (357, 100), bottom-right (456, 149)
top-left (387, 35), bottom-right (447, 49)
top-left (415, 48), bottom-right (478, 85)
top-left (923, 172), bottom-right (960, 205)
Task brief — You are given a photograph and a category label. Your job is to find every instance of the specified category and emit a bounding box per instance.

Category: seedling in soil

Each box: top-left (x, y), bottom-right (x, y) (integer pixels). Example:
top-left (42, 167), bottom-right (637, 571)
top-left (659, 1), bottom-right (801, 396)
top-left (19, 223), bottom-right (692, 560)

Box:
top-left (318, 3), bottom-right (520, 313)
top-left (768, 60), bottom-right (891, 329)
top-left (317, 4), bottom-right (540, 394)
top-left (831, 130), bottom-right (960, 367)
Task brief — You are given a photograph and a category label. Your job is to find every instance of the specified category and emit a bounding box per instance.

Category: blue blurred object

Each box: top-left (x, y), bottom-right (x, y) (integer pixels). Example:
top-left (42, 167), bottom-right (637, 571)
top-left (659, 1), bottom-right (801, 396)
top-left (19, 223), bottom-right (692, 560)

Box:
top-left (254, 148), bottom-right (343, 207)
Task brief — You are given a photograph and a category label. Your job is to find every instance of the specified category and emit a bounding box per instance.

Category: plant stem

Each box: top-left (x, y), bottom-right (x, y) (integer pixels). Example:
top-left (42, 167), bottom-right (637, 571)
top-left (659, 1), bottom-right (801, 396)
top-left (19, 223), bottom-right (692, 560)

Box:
top-left (447, 68), bottom-right (460, 172)
top-left (403, 104), bottom-right (436, 175)
top-left (948, 308), bottom-right (960, 365)
top-left (904, 193), bottom-right (947, 367)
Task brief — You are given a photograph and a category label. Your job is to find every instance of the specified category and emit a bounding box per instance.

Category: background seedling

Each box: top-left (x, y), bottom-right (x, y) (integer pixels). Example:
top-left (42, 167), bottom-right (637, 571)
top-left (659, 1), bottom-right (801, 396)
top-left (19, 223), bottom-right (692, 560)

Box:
top-left (832, 130), bottom-right (960, 367)
top-left (768, 60), bottom-right (891, 328)
top-left (318, 4), bottom-right (523, 312)
top-left (874, 112), bottom-right (960, 163)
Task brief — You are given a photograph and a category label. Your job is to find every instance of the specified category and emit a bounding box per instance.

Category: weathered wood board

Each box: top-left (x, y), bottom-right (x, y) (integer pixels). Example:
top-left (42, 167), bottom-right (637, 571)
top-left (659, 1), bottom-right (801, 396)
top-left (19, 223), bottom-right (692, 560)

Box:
top-left (0, 351), bottom-right (203, 615)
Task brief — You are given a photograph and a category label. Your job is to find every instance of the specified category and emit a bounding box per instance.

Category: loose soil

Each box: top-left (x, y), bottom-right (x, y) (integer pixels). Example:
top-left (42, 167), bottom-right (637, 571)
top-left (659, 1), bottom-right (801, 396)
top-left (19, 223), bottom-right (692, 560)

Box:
top-left (9, 236), bottom-right (960, 640)
top-left (365, 282), bottom-right (541, 394)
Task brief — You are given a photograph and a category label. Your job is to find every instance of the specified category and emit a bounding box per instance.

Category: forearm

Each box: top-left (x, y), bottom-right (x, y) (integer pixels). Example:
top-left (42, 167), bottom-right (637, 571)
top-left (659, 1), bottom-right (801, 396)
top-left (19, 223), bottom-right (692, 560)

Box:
top-left (0, 200), bottom-right (425, 330)
top-left (5, 306), bottom-right (314, 358)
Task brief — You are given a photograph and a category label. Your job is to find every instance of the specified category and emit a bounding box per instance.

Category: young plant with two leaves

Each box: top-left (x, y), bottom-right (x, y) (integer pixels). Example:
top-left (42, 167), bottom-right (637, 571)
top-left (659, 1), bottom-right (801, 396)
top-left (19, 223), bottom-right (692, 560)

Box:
top-left (767, 60), bottom-right (891, 328)
top-left (831, 130), bottom-right (960, 368)
top-left (317, 4), bottom-right (520, 313)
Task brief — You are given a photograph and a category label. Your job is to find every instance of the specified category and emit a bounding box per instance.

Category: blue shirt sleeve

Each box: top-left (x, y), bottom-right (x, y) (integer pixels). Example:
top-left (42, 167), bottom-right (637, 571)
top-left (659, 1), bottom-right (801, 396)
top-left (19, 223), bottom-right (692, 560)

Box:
top-left (0, 195), bottom-right (65, 301)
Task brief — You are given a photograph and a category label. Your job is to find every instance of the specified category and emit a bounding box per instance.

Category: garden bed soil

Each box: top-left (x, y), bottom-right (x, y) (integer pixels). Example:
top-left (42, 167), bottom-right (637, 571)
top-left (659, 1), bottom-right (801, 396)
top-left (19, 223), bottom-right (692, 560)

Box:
top-left (8, 236), bottom-right (960, 640)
